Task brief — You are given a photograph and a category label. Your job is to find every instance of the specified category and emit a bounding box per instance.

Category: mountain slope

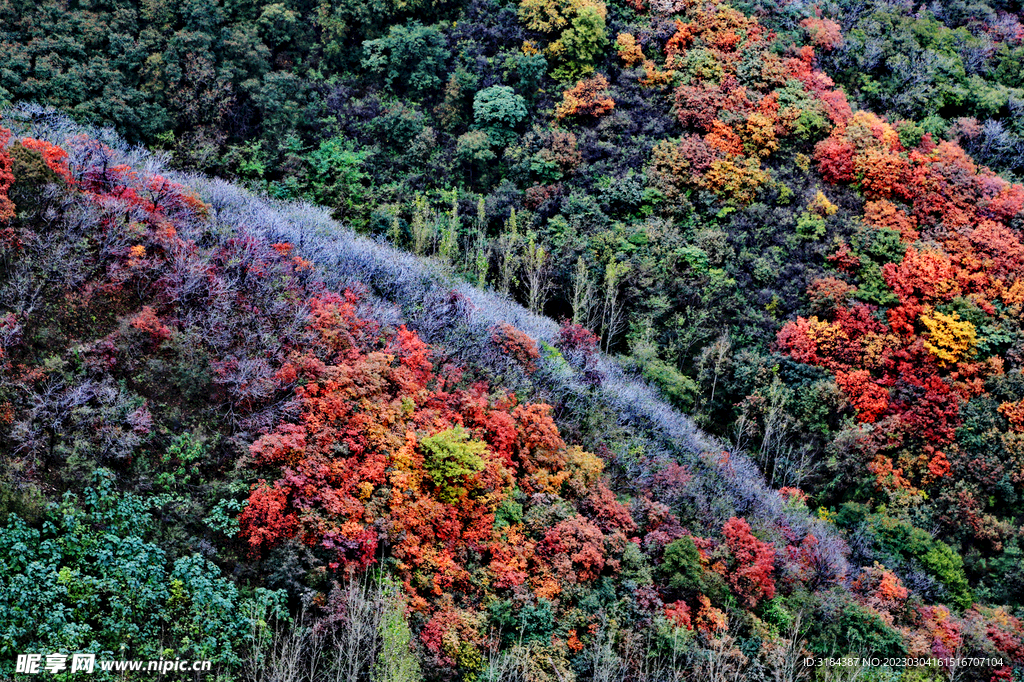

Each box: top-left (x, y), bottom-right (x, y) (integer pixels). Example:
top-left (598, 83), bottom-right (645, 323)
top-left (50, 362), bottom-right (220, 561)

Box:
top-left (1, 109), bottom-right (1023, 680)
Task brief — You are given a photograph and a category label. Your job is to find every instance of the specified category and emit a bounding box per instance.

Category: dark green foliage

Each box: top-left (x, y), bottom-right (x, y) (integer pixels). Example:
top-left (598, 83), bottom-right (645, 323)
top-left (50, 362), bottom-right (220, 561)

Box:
top-left (975, 539), bottom-right (1024, 605)
top-left (509, 52), bottom-right (548, 97)
top-left (494, 497), bottom-right (524, 529)
top-left (472, 86), bottom-right (528, 146)
top-left (488, 598), bottom-right (554, 644)
top-left (362, 22), bottom-right (450, 96)
top-left (0, 471), bottom-right (286, 672)
top-left (659, 537), bottom-right (728, 603)
top-left (811, 602), bottom-right (907, 658)
top-left (518, 600), bottom-right (555, 643)
top-left (306, 137), bottom-right (373, 221)
top-left (153, 432), bottom-right (213, 491)
top-left (834, 502), bottom-right (870, 530)
top-left (660, 537), bottom-right (703, 594)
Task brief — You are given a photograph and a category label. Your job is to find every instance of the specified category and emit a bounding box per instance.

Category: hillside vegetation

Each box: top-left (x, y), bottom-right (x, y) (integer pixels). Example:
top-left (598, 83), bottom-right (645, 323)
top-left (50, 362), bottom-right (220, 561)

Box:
top-left (1, 0), bottom-right (1024, 677)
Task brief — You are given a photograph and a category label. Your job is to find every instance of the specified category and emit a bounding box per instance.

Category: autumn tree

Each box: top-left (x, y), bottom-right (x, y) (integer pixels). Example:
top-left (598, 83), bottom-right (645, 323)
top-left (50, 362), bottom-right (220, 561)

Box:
top-left (519, 0), bottom-right (608, 80)
top-left (0, 127), bottom-right (15, 223)
top-left (722, 517), bottom-right (775, 607)
top-left (555, 74), bottom-right (615, 119)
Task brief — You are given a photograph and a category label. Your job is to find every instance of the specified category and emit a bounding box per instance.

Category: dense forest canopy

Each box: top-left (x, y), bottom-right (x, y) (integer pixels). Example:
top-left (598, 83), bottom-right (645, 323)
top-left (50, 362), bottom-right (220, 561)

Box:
top-left (2, 0), bottom-right (1024, 678)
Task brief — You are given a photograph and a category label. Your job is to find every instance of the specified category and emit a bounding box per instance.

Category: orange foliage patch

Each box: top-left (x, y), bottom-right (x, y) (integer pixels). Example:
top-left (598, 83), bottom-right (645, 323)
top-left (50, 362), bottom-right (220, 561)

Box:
top-left (800, 17), bottom-right (843, 51)
top-left (0, 127), bottom-right (15, 222)
top-left (555, 74), bottom-right (615, 119)
top-left (21, 137), bottom-right (74, 183)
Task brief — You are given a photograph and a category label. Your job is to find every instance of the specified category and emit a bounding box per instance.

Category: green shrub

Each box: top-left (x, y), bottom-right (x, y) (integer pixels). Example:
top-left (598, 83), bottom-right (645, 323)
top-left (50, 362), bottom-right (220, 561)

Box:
top-left (306, 136), bottom-right (372, 219)
top-left (866, 513), bottom-right (972, 609)
top-left (489, 599), bottom-right (554, 644)
top-left (473, 86), bottom-right (528, 147)
top-left (659, 536), bottom-right (727, 602)
top-left (551, 5), bottom-right (608, 81)
top-left (420, 427), bottom-right (488, 503)
top-left (641, 359), bottom-right (699, 411)
top-left (660, 537), bottom-right (702, 593)
top-left (825, 602), bottom-right (906, 658)
top-left (494, 497), bottom-right (524, 529)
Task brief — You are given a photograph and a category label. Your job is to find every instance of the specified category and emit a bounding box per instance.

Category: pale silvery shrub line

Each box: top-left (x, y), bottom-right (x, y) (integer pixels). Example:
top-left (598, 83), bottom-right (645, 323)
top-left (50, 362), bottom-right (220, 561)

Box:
top-left (181, 176), bottom-right (848, 575)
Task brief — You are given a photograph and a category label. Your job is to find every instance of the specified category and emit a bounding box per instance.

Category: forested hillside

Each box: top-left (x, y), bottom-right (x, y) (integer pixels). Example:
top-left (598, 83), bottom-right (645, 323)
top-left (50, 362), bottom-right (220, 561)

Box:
top-left (2, 0), bottom-right (1024, 677)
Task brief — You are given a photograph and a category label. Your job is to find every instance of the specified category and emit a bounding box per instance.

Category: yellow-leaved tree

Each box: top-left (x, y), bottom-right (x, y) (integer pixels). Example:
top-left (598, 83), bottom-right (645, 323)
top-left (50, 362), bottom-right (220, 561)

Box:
top-left (519, 0), bottom-right (608, 80)
top-left (920, 309), bottom-right (977, 366)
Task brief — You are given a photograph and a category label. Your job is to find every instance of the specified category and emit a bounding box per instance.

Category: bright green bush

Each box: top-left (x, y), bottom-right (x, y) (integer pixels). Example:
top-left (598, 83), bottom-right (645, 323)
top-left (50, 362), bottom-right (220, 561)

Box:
top-left (866, 513), bottom-right (972, 609)
top-left (420, 427), bottom-right (488, 503)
